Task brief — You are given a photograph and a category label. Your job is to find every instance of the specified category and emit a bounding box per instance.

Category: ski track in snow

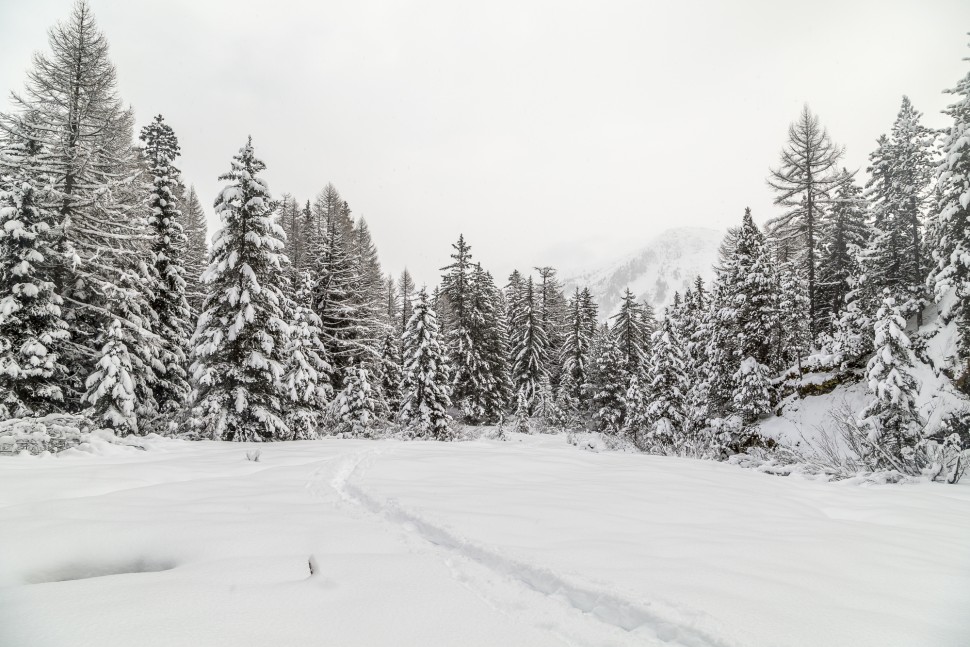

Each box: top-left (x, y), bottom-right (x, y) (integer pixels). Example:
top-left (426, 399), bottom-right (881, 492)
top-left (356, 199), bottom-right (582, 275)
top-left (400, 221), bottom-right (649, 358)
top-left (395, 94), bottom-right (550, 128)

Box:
top-left (321, 448), bottom-right (735, 647)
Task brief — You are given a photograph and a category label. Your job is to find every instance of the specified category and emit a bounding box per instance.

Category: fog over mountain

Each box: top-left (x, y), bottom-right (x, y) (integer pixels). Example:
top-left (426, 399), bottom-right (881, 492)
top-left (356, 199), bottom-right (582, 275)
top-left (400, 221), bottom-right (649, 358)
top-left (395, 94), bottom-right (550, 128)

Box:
top-left (564, 227), bottom-right (723, 319)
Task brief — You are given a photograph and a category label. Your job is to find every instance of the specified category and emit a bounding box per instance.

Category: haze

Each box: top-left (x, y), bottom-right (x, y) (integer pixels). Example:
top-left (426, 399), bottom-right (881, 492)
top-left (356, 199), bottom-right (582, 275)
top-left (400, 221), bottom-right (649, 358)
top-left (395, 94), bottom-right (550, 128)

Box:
top-left (1, 0), bottom-right (968, 284)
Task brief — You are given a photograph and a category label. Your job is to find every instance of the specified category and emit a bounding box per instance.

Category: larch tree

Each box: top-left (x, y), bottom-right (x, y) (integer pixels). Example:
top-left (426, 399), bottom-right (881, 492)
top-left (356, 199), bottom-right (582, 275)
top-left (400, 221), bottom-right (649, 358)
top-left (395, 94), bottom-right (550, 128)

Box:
top-left (397, 268), bottom-right (415, 337)
top-left (1, 0), bottom-right (155, 410)
top-left (767, 104), bottom-right (846, 340)
top-left (189, 138), bottom-right (291, 442)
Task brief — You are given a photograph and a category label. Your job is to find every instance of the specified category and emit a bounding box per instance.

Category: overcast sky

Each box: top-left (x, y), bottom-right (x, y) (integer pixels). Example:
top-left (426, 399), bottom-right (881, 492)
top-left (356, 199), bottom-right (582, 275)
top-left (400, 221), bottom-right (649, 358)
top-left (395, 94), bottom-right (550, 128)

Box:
top-left (1, 0), bottom-right (969, 285)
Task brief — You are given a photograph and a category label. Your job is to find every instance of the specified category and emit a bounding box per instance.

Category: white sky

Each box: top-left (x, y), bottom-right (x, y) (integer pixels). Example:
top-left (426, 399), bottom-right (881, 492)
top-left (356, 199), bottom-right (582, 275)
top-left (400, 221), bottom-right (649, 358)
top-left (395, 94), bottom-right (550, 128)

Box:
top-left (1, 0), bottom-right (969, 286)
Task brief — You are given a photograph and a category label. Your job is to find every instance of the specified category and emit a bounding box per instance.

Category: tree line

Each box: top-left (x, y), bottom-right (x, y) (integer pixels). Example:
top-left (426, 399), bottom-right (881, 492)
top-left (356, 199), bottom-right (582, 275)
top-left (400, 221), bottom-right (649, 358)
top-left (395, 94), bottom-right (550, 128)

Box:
top-left (1, 4), bottom-right (969, 477)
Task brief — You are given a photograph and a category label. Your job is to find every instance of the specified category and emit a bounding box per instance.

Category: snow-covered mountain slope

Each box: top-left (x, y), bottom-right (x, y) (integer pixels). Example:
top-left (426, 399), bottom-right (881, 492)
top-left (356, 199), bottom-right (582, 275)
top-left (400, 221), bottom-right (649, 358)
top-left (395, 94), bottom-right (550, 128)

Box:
top-left (564, 227), bottom-right (723, 319)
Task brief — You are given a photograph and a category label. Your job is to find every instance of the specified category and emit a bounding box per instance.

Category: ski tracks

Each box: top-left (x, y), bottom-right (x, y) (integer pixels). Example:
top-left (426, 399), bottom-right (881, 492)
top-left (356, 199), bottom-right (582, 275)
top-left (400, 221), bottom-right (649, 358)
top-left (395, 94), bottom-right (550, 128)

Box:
top-left (318, 449), bottom-right (736, 647)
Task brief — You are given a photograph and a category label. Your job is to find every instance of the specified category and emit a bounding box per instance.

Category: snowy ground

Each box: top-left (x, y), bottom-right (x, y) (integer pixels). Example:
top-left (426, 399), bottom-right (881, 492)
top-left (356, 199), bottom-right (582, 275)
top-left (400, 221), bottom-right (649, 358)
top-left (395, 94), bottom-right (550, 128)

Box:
top-left (1, 434), bottom-right (968, 647)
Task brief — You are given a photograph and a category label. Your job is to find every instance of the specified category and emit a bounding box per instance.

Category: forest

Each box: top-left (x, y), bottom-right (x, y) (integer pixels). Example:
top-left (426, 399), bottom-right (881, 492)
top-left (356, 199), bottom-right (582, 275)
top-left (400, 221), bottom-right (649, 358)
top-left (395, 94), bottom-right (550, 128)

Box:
top-left (1, 2), bottom-right (969, 485)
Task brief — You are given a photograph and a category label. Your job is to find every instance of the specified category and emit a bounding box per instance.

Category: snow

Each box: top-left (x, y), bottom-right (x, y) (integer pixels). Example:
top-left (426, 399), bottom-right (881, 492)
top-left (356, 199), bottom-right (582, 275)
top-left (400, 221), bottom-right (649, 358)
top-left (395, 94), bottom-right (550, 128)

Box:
top-left (1, 435), bottom-right (968, 647)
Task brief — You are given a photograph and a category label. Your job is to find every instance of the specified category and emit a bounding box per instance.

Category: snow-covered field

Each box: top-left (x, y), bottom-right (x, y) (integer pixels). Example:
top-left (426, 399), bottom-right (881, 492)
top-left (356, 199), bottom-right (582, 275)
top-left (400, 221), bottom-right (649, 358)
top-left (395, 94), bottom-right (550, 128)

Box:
top-left (1, 435), bottom-right (968, 647)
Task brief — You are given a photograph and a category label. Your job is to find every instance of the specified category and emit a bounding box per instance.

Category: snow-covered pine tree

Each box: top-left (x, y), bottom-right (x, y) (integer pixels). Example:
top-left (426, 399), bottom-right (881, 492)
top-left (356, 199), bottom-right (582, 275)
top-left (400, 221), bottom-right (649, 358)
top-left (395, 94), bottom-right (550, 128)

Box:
top-left (189, 138), bottom-right (290, 441)
top-left (0, 122), bottom-right (70, 417)
top-left (774, 259), bottom-right (811, 370)
top-left (331, 362), bottom-right (379, 436)
top-left (611, 288), bottom-right (652, 377)
top-left (534, 266), bottom-right (567, 386)
top-left (509, 277), bottom-right (549, 412)
top-left (83, 317), bottom-right (138, 433)
top-left (376, 333), bottom-right (403, 417)
top-left (400, 287), bottom-right (452, 439)
top-left (767, 105), bottom-right (847, 340)
top-left (682, 278), bottom-right (712, 437)
top-left (560, 286), bottom-right (596, 405)
top-left (621, 373), bottom-right (649, 445)
top-left (864, 98), bottom-right (936, 324)
top-left (732, 357), bottom-right (772, 425)
top-left (180, 186), bottom-right (209, 315)
top-left (586, 324), bottom-right (627, 434)
top-left (733, 208), bottom-right (778, 368)
top-left (349, 216), bottom-right (387, 366)
top-left (861, 292), bottom-right (922, 465)
top-left (931, 39), bottom-right (970, 387)
top-left (817, 170), bottom-right (869, 331)
top-left (703, 277), bottom-right (736, 412)
top-left (282, 270), bottom-right (333, 439)
top-left (440, 234), bottom-right (479, 411)
top-left (468, 263), bottom-right (513, 422)
top-left (139, 115), bottom-right (191, 426)
top-left (645, 317), bottom-right (689, 447)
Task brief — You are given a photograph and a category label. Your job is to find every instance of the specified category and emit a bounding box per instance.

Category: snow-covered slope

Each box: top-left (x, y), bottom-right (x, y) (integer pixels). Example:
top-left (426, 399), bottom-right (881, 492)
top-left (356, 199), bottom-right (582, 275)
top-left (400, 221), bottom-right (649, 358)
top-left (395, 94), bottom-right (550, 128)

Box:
top-left (564, 227), bottom-right (723, 319)
top-left (1, 435), bottom-right (968, 647)
top-left (760, 299), bottom-right (969, 454)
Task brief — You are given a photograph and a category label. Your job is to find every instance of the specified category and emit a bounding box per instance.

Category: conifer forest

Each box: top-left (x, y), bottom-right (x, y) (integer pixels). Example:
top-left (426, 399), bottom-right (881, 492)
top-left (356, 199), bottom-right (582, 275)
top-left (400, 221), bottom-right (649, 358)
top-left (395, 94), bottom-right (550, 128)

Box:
top-left (1, 3), bottom-right (969, 647)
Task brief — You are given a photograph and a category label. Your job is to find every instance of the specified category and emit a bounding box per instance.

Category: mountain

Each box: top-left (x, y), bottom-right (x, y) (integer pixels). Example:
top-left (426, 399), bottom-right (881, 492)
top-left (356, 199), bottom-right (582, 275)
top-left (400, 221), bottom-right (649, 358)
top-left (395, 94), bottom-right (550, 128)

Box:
top-left (563, 227), bottom-right (723, 319)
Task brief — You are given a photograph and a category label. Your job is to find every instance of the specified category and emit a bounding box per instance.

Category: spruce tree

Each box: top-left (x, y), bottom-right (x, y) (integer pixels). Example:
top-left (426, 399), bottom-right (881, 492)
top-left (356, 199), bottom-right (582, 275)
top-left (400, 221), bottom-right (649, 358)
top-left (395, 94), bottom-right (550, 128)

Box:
top-left (620, 373), bottom-right (649, 444)
top-left (189, 139), bottom-right (290, 441)
top-left (645, 317), bottom-right (689, 445)
top-left (732, 357), bottom-right (772, 425)
top-left (376, 333), bottom-right (403, 417)
top-left (861, 292), bottom-right (922, 464)
top-left (0, 123), bottom-right (70, 417)
top-left (400, 288), bottom-right (452, 439)
top-left (282, 271), bottom-right (333, 439)
top-left (509, 277), bottom-right (549, 412)
top-left (931, 38), bottom-right (970, 385)
top-left (139, 115), bottom-right (191, 425)
top-left (864, 98), bottom-right (935, 324)
top-left (767, 105), bottom-right (847, 339)
top-left (180, 186), bottom-right (209, 315)
top-left (332, 363), bottom-right (380, 436)
top-left (587, 325), bottom-right (627, 433)
top-left (560, 287), bottom-right (596, 404)
top-left (610, 288), bottom-right (651, 376)
top-left (440, 235), bottom-right (478, 409)
top-left (83, 318), bottom-right (137, 433)
top-left (468, 264), bottom-right (513, 422)
top-left (534, 266), bottom-right (567, 384)
top-left (817, 170), bottom-right (869, 330)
